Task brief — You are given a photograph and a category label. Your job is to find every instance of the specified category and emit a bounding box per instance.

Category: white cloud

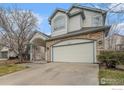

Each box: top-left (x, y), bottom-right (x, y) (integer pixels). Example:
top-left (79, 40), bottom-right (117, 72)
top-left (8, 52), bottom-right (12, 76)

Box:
top-left (109, 3), bottom-right (124, 12)
top-left (83, 4), bottom-right (102, 9)
top-left (109, 23), bottom-right (124, 36)
top-left (32, 12), bottom-right (51, 35)
top-left (116, 23), bottom-right (124, 35)
top-left (93, 5), bottom-right (101, 9)
top-left (32, 12), bottom-right (44, 25)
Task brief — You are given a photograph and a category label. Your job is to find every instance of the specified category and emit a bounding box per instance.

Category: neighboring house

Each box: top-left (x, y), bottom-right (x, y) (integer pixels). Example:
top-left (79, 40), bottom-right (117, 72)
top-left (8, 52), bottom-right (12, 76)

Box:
top-left (105, 34), bottom-right (124, 51)
top-left (0, 46), bottom-right (17, 60)
top-left (0, 31), bottom-right (49, 61)
top-left (0, 46), bottom-right (9, 60)
top-left (45, 5), bottom-right (110, 63)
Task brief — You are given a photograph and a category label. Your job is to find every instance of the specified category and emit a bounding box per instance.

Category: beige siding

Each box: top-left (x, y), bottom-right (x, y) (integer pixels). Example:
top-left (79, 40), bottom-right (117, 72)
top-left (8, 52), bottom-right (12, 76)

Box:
top-left (68, 15), bottom-right (82, 32)
top-left (50, 8), bottom-right (105, 36)
top-left (51, 12), bottom-right (68, 36)
top-left (68, 8), bottom-right (104, 28)
top-left (83, 10), bottom-right (103, 27)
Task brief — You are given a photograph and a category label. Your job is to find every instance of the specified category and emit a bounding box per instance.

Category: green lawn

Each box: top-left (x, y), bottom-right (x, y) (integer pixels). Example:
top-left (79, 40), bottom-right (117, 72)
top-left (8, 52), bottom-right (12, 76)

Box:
top-left (0, 64), bottom-right (28, 76)
top-left (99, 67), bottom-right (124, 85)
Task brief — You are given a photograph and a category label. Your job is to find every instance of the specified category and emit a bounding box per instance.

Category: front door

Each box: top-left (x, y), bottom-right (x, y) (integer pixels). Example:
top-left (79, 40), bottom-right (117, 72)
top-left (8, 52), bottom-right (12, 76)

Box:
top-left (33, 46), bottom-right (45, 61)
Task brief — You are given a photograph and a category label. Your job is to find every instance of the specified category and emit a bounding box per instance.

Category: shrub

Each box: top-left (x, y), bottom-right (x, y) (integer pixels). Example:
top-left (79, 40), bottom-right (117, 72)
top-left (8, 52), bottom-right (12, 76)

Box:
top-left (97, 51), bottom-right (124, 68)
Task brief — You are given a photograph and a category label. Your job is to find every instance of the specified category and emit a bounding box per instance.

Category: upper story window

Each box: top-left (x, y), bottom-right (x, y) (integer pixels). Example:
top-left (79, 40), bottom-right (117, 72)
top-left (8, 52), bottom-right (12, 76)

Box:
top-left (53, 16), bottom-right (65, 31)
top-left (92, 16), bottom-right (102, 26)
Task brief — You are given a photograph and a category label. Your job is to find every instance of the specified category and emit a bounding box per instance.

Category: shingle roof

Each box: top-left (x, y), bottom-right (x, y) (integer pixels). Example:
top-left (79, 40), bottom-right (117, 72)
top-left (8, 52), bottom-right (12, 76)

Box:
top-left (68, 5), bottom-right (107, 14)
top-left (48, 8), bottom-right (67, 23)
top-left (49, 4), bottom-right (107, 24)
top-left (28, 30), bottom-right (50, 41)
top-left (46, 26), bottom-right (111, 41)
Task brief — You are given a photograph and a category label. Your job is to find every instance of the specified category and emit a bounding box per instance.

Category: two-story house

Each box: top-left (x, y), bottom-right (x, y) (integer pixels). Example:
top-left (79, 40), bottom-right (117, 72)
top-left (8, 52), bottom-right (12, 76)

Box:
top-left (45, 5), bottom-right (110, 63)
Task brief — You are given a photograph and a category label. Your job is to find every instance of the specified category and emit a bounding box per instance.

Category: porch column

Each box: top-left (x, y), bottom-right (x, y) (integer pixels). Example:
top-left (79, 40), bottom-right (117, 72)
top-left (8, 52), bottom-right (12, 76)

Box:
top-left (45, 47), bottom-right (47, 61)
top-left (30, 44), bottom-right (33, 62)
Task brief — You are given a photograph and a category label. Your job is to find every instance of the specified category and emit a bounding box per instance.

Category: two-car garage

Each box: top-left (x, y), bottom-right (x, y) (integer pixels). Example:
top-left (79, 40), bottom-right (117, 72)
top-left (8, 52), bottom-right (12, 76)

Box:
top-left (51, 39), bottom-right (96, 63)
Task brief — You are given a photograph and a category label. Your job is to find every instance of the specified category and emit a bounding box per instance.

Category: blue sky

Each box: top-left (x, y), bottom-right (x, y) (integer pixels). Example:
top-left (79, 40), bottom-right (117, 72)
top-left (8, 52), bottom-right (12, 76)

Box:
top-left (0, 3), bottom-right (124, 35)
top-left (0, 3), bottom-right (73, 34)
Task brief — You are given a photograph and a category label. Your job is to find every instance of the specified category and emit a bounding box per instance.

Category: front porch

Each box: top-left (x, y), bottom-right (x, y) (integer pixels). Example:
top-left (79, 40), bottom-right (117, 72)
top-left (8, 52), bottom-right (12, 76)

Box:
top-left (29, 38), bottom-right (46, 63)
top-left (29, 31), bottom-right (49, 63)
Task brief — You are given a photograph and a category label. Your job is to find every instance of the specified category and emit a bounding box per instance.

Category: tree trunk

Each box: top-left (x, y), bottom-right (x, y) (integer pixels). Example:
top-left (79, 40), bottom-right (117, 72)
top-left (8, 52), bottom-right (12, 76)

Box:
top-left (18, 48), bottom-right (24, 63)
top-left (18, 53), bottom-right (22, 63)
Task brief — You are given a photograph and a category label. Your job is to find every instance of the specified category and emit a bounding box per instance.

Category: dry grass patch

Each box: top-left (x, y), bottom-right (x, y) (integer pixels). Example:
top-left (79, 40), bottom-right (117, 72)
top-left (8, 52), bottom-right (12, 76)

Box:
top-left (0, 64), bottom-right (28, 76)
top-left (99, 67), bottom-right (124, 85)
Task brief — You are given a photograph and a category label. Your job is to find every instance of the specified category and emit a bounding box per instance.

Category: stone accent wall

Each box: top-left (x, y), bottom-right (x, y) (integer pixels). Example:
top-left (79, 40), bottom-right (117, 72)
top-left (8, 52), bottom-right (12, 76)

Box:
top-left (46, 31), bottom-right (105, 62)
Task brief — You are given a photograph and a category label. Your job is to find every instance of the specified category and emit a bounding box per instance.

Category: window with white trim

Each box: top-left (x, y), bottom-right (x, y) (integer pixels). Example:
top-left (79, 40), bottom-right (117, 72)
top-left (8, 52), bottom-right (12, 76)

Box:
top-left (53, 16), bottom-right (65, 31)
top-left (1, 51), bottom-right (8, 58)
top-left (92, 16), bottom-right (101, 26)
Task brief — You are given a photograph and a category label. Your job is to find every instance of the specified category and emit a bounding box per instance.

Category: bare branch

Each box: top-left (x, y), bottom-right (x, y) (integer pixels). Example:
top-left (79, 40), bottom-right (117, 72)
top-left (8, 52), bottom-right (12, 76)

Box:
top-left (0, 7), bottom-right (38, 62)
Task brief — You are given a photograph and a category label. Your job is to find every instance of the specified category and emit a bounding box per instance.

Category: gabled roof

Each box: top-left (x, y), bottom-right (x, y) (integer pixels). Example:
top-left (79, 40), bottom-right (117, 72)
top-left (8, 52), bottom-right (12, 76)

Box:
top-left (0, 46), bottom-right (9, 52)
top-left (29, 30), bottom-right (50, 41)
top-left (68, 10), bottom-right (85, 19)
top-left (48, 5), bottom-right (107, 24)
top-left (48, 8), bottom-right (67, 23)
top-left (35, 31), bottom-right (50, 38)
top-left (68, 5), bottom-right (107, 14)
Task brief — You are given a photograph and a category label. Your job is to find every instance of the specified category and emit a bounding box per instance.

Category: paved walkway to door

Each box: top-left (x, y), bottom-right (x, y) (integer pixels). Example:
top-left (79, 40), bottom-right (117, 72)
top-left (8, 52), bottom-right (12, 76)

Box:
top-left (0, 62), bottom-right (99, 85)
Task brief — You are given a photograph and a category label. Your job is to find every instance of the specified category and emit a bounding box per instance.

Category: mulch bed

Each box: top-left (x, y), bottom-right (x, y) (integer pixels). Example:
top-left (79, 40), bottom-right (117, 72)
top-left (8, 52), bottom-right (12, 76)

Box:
top-left (0, 59), bottom-right (31, 65)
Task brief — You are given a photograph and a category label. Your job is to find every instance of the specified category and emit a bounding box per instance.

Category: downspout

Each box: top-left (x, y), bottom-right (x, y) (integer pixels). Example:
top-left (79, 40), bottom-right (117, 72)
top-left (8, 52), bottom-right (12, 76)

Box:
top-left (103, 12), bottom-right (107, 26)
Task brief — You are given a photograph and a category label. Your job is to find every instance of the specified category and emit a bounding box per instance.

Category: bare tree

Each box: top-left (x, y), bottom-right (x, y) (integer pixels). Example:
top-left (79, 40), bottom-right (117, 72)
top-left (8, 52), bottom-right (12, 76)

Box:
top-left (0, 7), bottom-right (38, 62)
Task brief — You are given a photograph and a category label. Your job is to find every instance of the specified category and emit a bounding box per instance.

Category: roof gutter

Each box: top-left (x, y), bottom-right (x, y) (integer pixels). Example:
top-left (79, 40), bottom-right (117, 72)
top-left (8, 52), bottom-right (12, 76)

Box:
top-left (46, 26), bottom-right (111, 41)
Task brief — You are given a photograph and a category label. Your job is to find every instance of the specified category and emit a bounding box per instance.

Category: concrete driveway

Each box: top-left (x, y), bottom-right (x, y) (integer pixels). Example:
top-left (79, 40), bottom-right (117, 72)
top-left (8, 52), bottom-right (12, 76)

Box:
top-left (0, 62), bottom-right (99, 85)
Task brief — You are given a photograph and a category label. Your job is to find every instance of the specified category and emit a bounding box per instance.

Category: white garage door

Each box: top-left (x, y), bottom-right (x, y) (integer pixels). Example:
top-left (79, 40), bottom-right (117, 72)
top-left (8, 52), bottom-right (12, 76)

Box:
top-left (52, 42), bottom-right (95, 63)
